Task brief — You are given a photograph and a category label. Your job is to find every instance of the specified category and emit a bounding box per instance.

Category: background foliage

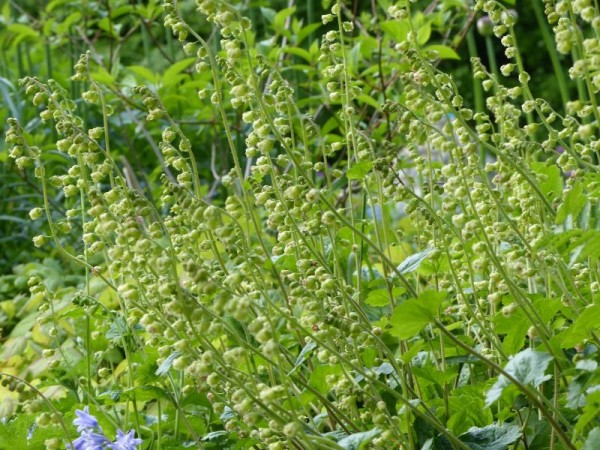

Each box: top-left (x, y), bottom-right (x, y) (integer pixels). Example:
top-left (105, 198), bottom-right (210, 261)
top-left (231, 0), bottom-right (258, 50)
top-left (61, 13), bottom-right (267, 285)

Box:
top-left (2, 0), bottom-right (600, 449)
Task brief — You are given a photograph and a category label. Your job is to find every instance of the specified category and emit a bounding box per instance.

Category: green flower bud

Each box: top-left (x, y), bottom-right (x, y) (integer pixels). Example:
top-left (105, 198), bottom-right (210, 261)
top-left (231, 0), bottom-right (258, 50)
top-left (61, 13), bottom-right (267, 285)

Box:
top-left (29, 207), bottom-right (43, 220)
top-left (33, 235), bottom-right (47, 247)
top-left (477, 16), bottom-right (494, 36)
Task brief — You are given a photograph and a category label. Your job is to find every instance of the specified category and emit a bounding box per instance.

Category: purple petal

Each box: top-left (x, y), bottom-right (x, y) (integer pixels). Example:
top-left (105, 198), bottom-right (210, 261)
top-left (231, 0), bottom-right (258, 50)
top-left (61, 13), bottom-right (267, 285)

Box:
top-left (108, 429), bottom-right (143, 450)
top-left (68, 430), bottom-right (111, 450)
top-left (73, 406), bottom-right (100, 432)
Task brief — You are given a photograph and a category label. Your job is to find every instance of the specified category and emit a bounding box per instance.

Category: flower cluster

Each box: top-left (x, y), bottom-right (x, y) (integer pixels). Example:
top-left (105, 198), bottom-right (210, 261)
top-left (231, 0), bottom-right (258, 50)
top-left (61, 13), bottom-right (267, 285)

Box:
top-left (7, 0), bottom-right (600, 448)
top-left (69, 407), bottom-right (142, 450)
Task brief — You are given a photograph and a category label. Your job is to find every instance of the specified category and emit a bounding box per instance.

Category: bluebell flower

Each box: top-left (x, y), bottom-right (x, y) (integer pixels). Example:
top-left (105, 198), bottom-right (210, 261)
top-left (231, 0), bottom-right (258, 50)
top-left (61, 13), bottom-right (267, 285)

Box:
top-left (74, 406), bottom-right (100, 432)
top-left (69, 407), bottom-right (142, 450)
top-left (108, 429), bottom-right (143, 450)
top-left (72, 430), bottom-right (111, 450)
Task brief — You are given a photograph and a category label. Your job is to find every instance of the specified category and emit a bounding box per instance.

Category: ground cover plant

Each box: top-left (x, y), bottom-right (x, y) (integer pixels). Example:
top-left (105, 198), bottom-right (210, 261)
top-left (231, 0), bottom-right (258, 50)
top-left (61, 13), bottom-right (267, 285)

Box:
top-left (3, 0), bottom-right (600, 448)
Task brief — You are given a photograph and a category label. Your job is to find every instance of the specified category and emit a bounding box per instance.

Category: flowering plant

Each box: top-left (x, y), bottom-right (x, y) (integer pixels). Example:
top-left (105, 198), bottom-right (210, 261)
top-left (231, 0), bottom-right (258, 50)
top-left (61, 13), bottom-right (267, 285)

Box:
top-left (5, 0), bottom-right (600, 448)
top-left (70, 407), bottom-right (142, 450)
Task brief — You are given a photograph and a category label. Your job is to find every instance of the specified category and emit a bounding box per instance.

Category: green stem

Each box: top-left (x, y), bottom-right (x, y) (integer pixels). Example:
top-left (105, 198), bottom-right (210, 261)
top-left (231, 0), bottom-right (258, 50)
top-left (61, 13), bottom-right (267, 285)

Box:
top-left (484, 36), bottom-right (499, 83)
top-left (467, 29), bottom-right (484, 118)
top-left (531, 0), bottom-right (569, 111)
top-left (467, 28), bottom-right (485, 163)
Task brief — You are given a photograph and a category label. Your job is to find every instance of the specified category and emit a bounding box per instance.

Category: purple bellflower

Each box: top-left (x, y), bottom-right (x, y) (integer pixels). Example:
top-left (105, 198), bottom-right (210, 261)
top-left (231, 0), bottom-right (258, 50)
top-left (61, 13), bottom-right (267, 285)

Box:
top-left (109, 429), bottom-right (143, 450)
top-left (74, 407), bottom-right (100, 432)
top-left (68, 407), bottom-right (142, 450)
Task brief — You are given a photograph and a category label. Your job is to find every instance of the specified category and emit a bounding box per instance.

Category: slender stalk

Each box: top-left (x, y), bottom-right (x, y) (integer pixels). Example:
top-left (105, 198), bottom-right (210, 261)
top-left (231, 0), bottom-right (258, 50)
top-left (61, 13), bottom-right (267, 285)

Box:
top-left (531, 0), bottom-right (569, 111)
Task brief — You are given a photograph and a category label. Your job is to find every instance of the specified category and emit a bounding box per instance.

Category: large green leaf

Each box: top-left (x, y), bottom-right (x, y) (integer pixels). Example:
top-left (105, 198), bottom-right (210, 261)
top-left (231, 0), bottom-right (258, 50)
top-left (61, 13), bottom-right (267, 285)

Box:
top-left (422, 44), bottom-right (460, 60)
top-left (380, 20), bottom-right (409, 43)
top-left (584, 428), bottom-right (600, 450)
top-left (459, 423), bottom-right (521, 450)
top-left (531, 161), bottom-right (563, 200)
top-left (337, 428), bottom-right (381, 449)
top-left (485, 349), bottom-right (553, 406)
top-left (388, 290), bottom-right (445, 339)
top-left (365, 287), bottom-right (404, 307)
top-left (560, 304), bottom-right (600, 348)
top-left (347, 161), bottom-right (373, 180)
top-left (397, 248), bottom-right (435, 274)
top-left (162, 57), bottom-right (195, 86)
top-left (274, 6), bottom-right (296, 30)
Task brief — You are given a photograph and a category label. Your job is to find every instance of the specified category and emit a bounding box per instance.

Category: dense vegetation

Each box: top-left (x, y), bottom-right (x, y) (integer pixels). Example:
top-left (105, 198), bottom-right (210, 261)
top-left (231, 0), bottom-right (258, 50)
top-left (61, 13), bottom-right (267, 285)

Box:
top-left (2, 0), bottom-right (600, 449)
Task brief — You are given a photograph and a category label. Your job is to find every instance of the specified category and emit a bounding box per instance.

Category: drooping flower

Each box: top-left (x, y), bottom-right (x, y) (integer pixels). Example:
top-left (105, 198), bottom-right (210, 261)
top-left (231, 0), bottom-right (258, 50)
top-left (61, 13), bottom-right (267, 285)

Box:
top-left (69, 407), bottom-right (142, 450)
top-left (72, 430), bottom-right (111, 450)
top-left (108, 429), bottom-right (143, 450)
top-left (73, 406), bottom-right (100, 432)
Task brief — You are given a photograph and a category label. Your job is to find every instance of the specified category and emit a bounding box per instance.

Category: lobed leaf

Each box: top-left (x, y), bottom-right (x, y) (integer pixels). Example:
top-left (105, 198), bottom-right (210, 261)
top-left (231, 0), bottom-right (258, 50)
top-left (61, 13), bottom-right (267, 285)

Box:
top-left (485, 349), bottom-right (553, 406)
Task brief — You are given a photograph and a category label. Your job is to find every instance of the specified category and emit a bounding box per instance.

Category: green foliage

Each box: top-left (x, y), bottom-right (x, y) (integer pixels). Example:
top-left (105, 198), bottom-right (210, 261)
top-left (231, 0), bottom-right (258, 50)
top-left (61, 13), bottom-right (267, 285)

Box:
top-left (459, 423), bottom-right (521, 450)
top-left (4, 0), bottom-right (600, 449)
top-left (337, 428), bottom-right (381, 449)
top-left (386, 290), bottom-right (446, 339)
top-left (485, 349), bottom-right (553, 406)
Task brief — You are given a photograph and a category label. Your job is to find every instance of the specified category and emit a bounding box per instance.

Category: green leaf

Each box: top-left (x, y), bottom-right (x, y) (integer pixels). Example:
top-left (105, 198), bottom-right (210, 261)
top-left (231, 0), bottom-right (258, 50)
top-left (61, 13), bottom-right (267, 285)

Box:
top-left (122, 385), bottom-right (170, 401)
top-left (531, 161), bottom-right (563, 200)
top-left (337, 428), bottom-right (381, 449)
top-left (577, 391), bottom-right (600, 432)
top-left (155, 351), bottom-right (181, 376)
top-left (355, 362), bottom-right (398, 383)
top-left (422, 44), bottom-right (460, 60)
top-left (397, 247), bottom-right (434, 274)
top-left (274, 6), bottom-right (296, 31)
top-left (583, 428), bottom-right (600, 450)
top-left (300, 364), bottom-right (341, 406)
top-left (0, 412), bottom-right (65, 447)
top-left (272, 254), bottom-right (297, 271)
top-left (534, 228), bottom-right (600, 263)
top-left (297, 23), bottom-right (321, 44)
top-left (162, 57), bottom-right (195, 86)
top-left (485, 349), bottom-right (553, 406)
top-left (448, 392), bottom-right (493, 435)
top-left (556, 180), bottom-right (585, 225)
top-left (567, 380), bottom-right (586, 409)
top-left (127, 65), bottom-right (157, 84)
top-left (560, 304), bottom-right (600, 348)
top-left (0, 78), bottom-right (19, 120)
top-left (417, 22), bottom-right (432, 45)
top-left (309, 365), bottom-right (341, 395)
top-left (347, 161), bottom-right (373, 180)
top-left (380, 20), bottom-right (409, 42)
top-left (459, 423), bottom-right (521, 450)
top-left (56, 12), bottom-right (82, 34)
top-left (260, 7), bottom-right (276, 24)
top-left (280, 47), bottom-right (312, 62)
top-left (348, 42), bottom-right (362, 74)
top-left (9, 312), bottom-right (37, 336)
top-left (357, 94), bottom-right (381, 109)
top-left (493, 307), bottom-right (529, 355)
top-left (6, 23), bottom-right (38, 38)
top-left (575, 231), bottom-right (600, 260)
top-left (289, 340), bottom-right (317, 375)
top-left (202, 430), bottom-right (229, 442)
top-left (110, 4), bottom-right (134, 19)
top-left (91, 67), bottom-right (115, 86)
top-left (106, 316), bottom-right (129, 343)
top-left (388, 290), bottom-right (446, 339)
top-left (365, 287), bottom-right (404, 307)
